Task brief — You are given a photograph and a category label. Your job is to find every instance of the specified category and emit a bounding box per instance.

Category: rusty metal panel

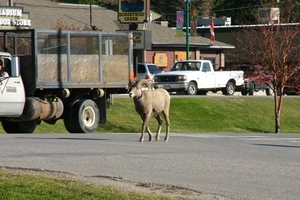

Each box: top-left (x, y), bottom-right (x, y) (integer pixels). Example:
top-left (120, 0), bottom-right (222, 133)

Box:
top-left (37, 54), bottom-right (101, 84)
top-left (3, 29), bottom-right (133, 91)
top-left (37, 54), bottom-right (68, 82)
top-left (102, 55), bottom-right (129, 85)
top-left (36, 54), bottom-right (129, 86)
top-left (70, 55), bottom-right (99, 82)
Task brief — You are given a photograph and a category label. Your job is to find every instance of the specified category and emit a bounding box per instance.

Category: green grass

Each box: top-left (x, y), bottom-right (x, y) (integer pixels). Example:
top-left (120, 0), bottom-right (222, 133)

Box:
top-left (100, 97), bottom-right (300, 134)
top-left (0, 169), bottom-right (174, 200)
top-left (1, 97), bottom-right (300, 134)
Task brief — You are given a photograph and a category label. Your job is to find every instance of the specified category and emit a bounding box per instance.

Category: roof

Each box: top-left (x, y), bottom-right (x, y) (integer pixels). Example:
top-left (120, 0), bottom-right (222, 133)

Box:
top-left (0, 0), bottom-right (233, 49)
top-left (143, 23), bottom-right (233, 48)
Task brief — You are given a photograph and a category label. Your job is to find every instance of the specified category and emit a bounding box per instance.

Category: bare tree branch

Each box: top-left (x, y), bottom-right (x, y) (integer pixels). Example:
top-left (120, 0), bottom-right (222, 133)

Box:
top-left (230, 1), bottom-right (300, 133)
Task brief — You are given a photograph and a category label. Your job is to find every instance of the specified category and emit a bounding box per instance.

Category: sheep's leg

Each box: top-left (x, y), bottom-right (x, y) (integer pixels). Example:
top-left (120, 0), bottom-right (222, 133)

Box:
top-left (146, 126), bottom-right (153, 141)
top-left (163, 112), bottom-right (170, 142)
top-left (154, 115), bottom-right (163, 141)
top-left (140, 114), bottom-right (152, 142)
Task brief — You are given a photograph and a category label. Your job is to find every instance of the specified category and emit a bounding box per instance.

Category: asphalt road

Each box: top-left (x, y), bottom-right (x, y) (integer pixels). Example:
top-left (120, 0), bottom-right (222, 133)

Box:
top-left (0, 133), bottom-right (299, 200)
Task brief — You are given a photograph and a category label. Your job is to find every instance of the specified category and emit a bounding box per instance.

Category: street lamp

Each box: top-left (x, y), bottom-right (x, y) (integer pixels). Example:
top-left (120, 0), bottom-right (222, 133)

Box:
top-left (184, 0), bottom-right (191, 60)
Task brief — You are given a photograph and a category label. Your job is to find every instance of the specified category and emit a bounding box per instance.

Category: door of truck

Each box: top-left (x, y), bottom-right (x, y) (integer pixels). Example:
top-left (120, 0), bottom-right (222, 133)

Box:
top-left (197, 61), bottom-right (215, 88)
top-left (0, 55), bottom-right (26, 117)
top-left (0, 76), bottom-right (25, 116)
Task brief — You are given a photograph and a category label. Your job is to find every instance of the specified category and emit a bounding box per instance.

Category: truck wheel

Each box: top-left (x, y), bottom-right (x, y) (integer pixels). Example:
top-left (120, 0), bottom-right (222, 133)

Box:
top-left (224, 82), bottom-right (235, 95)
top-left (265, 88), bottom-right (274, 96)
top-left (186, 82), bottom-right (197, 95)
top-left (2, 121), bottom-right (37, 133)
top-left (72, 99), bottom-right (100, 133)
top-left (63, 100), bottom-right (79, 133)
top-left (249, 82), bottom-right (255, 95)
top-left (197, 90), bottom-right (207, 95)
top-left (241, 90), bottom-right (248, 96)
top-left (266, 84), bottom-right (274, 96)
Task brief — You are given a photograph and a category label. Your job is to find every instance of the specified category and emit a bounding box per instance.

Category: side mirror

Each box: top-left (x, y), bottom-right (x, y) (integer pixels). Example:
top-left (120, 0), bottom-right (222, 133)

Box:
top-left (11, 56), bottom-right (20, 77)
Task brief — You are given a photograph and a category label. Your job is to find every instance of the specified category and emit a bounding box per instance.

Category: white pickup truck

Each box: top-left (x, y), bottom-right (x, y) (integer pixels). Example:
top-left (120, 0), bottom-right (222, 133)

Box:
top-left (154, 60), bottom-right (244, 95)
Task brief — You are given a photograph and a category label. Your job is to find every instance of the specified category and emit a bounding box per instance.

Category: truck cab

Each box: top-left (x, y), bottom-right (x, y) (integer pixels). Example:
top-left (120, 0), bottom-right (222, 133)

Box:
top-left (0, 53), bottom-right (25, 116)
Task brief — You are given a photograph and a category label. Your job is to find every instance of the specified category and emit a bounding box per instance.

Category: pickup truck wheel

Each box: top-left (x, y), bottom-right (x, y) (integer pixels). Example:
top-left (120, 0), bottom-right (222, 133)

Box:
top-left (186, 82), bottom-right (197, 95)
top-left (266, 84), bottom-right (274, 96)
top-left (224, 82), bottom-right (235, 95)
top-left (266, 88), bottom-right (274, 96)
top-left (2, 121), bottom-right (37, 133)
top-left (197, 90), bottom-right (207, 95)
top-left (241, 90), bottom-right (248, 96)
top-left (72, 99), bottom-right (100, 133)
top-left (249, 82), bottom-right (255, 95)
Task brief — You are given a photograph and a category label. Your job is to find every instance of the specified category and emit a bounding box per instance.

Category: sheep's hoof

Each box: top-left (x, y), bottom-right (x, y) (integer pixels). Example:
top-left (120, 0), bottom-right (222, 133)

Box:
top-left (139, 138), bottom-right (144, 142)
top-left (164, 137), bottom-right (169, 142)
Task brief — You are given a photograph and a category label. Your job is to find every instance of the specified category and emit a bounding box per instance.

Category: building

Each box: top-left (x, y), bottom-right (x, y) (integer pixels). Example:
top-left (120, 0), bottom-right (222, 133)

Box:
top-left (0, 0), bottom-right (234, 71)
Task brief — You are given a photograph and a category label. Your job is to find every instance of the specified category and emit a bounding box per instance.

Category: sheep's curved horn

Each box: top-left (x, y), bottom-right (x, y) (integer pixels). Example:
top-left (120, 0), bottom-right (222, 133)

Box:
top-left (129, 79), bottom-right (135, 87)
top-left (138, 79), bottom-right (152, 91)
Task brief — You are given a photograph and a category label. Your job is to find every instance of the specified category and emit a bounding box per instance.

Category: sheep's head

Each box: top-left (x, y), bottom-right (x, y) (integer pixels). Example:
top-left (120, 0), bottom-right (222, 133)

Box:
top-left (128, 79), bottom-right (151, 98)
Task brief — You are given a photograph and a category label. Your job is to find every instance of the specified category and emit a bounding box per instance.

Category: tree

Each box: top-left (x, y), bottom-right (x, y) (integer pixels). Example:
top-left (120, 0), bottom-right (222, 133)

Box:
top-left (50, 20), bottom-right (99, 31)
top-left (230, 0), bottom-right (300, 133)
top-left (213, 0), bottom-right (257, 24)
top-left (149, 0), bottom-right (214, 27)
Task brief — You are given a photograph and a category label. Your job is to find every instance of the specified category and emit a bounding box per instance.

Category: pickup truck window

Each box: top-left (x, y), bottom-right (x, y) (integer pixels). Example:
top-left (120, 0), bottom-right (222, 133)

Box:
top-left (202, 62), bottom-right (211, 72)
top-left (171, 62), bottom-right (201, 71)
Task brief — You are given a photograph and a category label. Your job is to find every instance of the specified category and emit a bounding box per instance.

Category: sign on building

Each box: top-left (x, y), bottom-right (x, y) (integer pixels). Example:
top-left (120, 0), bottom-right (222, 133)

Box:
top-left (118, 0), bottom-right (147, 24)
top-left (118, 30), bottom-right (151, 50)
top-left (0, 7), bottom-right (31, 29)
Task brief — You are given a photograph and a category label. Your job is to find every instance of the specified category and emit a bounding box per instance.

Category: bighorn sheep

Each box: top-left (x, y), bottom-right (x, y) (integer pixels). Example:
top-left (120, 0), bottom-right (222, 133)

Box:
top-left (128, 79), bottom-right (170, 142)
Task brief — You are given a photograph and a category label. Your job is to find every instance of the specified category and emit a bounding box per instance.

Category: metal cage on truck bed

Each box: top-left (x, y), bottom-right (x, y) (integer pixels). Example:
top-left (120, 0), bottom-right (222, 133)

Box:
top-left (0, 29), bottom-right (133, 95)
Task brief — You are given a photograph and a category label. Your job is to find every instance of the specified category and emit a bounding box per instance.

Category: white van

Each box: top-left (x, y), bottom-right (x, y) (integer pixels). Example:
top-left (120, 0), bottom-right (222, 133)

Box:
top-left (137, 63), bottom-right (163, 83)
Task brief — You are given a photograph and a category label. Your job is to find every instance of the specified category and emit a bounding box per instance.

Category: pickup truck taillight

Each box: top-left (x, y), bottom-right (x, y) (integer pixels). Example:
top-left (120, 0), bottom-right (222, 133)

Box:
top-left (145, 75), bottom-right (151, 80)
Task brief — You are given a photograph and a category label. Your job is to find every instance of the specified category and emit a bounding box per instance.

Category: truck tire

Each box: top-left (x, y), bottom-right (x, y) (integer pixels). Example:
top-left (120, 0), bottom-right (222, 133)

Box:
top-left (241, 90), bottom-right (248, 96)
top-left (197, 90), bottom-right (207, 95)
top-left (224, 82), bottom-right (235, 95)
top-left (71, 99), bottom-right (100, 133)
top-left (266, 84), bottom-right (274, 96)
top-left (63, 100), bottom-right (80, 133)
top-left (186, 82), bottom-right (197, 95)
top-left (266, 88), bottom-right (274, 96)
top-left (249, 82), bottom-right (255, 95)
top-left (2, 121), bottom-right (37, 133)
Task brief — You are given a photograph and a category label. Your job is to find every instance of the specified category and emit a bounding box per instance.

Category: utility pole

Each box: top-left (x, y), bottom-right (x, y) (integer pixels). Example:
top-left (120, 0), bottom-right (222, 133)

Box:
top-left (184, 0), bottom-right (191, 60)
top-left (90, 0), bottom-right (92, 27)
